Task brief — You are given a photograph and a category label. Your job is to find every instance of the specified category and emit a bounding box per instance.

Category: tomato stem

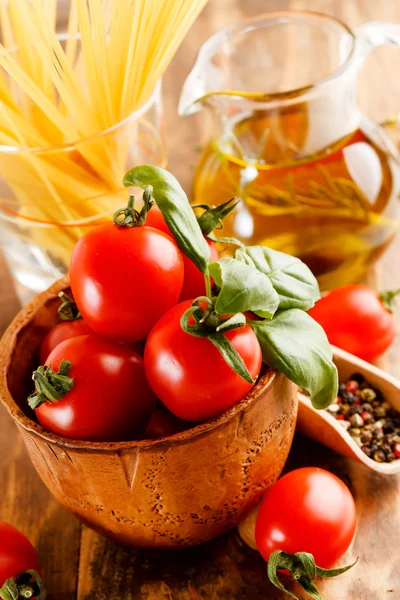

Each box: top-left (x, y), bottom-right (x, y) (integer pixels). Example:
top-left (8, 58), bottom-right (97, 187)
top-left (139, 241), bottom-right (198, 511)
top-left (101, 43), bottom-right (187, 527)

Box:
top-left (0, 570), bottom-right (46, 600)
top-left (180, 298), bottom-right (253, 383)
top-left (204, 270), bottom-right (212, 300)
top-left (267, 551), bottom-right (357, 600)
top-left (113, 186), bottom-right (154, 228)
top-left (28, 360), bottom-right (74, 409)
top-left (379, 288), bottom-right (400, 312)
top-left (58, 292), bottom-right (81, 321)
top-left (194, 196), bottom-right (240, 237)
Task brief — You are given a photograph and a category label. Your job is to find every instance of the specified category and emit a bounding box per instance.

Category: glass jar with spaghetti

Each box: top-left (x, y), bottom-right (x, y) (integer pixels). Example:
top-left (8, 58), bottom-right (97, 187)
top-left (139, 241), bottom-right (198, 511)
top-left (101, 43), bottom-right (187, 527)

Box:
top-left (0, 75), bottom-right (166, 298)
top-left (0, 0), bottom-right (207, 299)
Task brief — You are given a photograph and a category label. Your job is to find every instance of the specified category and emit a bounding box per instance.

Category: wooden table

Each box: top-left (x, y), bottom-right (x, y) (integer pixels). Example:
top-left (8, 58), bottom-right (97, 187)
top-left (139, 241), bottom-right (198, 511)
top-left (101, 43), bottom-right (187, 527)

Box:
top-left (2, 0), bottom-right (400, 598)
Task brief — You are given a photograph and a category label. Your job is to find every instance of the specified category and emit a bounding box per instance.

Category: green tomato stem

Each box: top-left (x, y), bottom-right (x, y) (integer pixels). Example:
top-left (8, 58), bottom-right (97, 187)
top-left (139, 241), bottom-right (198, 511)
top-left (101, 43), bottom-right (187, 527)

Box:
top-left (58, 292), bottom-right (81, 321)
top-left (379, 288), bottom-right (400, 313)
top-left (0, 570), bottom-right (46, 600)
top-left (205, 270), bottom-right (212, 300)
top-left (28, 360), bottom-right (74, 409)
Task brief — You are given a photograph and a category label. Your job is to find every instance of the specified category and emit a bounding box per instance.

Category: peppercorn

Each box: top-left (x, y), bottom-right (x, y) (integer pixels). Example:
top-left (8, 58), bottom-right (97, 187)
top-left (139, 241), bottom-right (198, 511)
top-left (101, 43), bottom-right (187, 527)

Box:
top-left (340, 392), bottom-right (355, 405)
top-left (361, 445), bottom-right (373, 457)
top-left (350, 427), bottom-right (361, 437)
top-left (361, 388), bottom-right (377, 402)
top-left (337, 420), bottom-right (350, 431)
top-left (394, 444), bottom-right (400, 458)
top-left (373, 450), bottom-right (386, 463)
top-left (386, 453), bottom-right (396, 462)
top-left (361, 411), bottom-right (373, 424)
top-left (346, 380), bottom-right (359, 394)
top-left (350, 414), bottom-right (364, 428)
top-left (374, 406), bottom-right (387, 418)
top-left (361, 430), bottom-right (373, 443)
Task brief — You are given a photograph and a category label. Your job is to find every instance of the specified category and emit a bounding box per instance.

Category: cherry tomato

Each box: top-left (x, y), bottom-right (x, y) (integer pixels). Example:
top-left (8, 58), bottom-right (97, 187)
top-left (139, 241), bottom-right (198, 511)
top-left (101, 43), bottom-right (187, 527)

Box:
top-left (180, 238), bottom-right (219, 301)
top-left (309, 284), bottom-right (397, 362)
top-left (35, 335), bottom-right (156, 441)
top-left (70, 223), bottom-right (184, 342)
top-left (144, 300), bottom-right (262, 421)
top-left (40, 319), bottom-right (93, 364)
top-left (0, 522), bottom-right (41, 585)
top-left (145, 205), bottom-right (171, 237)
top-left (255, 467), bottom-right (357, 569)
top-left (145, 206), bottom-right (220, 301)
top-left (145, 406), bottom-right (187, 439)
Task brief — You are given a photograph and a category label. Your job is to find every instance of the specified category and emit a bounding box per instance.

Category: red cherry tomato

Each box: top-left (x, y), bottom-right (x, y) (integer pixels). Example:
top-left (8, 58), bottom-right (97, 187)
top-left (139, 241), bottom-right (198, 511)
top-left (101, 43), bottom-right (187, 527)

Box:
top-left (145, 406), bottom-right (187, 439)
top-left (35, 335), bottom-right (156, 441)
top-left (40, 319), bottom-right (93, 363)
top-left (180, 238), bottom-right (219, 301)
top-left (309, 284), bottom-right (397, 362)
top-left (144, 300), bottom-right (262, 421)
top-left (70, 223), bottom-right (184, 342)
top-left (145, 206), bottom-right (220, 301)
top-left (145, 205), bottom-right (171, 237)
top-left (0, 522), bottom-right (41, 585)
top-left (255, 468), bottom-right (357, 569)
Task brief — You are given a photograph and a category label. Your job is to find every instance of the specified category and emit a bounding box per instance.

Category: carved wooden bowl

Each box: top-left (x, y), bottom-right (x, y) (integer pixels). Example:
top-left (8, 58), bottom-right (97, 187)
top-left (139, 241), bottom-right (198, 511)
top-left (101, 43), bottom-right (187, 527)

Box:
top-left (0, 276), bottom-right (298, 549)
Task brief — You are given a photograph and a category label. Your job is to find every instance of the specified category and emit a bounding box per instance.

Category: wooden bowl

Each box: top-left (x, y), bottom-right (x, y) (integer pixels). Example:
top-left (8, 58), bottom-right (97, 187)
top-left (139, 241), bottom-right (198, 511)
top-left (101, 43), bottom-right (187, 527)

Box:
top-left (0, 276), bottom-right (298, 549)
top-left (297, 346), bottom-right (400, 475)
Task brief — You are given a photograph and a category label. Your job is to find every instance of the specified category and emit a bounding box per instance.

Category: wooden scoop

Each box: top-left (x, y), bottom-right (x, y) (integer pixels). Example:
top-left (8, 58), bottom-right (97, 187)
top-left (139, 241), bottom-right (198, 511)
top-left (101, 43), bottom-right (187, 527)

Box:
top-left (297, 346), bottom-right (400, 475)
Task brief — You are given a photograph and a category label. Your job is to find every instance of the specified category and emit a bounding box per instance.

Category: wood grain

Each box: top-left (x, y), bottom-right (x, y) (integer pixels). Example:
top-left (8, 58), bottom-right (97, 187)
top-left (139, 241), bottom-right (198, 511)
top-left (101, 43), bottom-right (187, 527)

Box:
top-left (1, 0), bottom-right (400, 598)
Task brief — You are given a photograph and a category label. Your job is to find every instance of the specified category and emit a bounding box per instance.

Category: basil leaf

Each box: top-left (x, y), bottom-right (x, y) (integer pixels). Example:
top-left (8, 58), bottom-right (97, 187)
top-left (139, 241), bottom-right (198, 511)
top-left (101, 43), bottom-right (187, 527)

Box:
top-left (208, 332), bottom-right (254, 384)
top-left (250, 310), bottom-right (338, 409)
top-left (236, 246), bottom-right (320, 310)
top-left (124, 165), bottom-right (210, 274)
top-left (209, 257), bottom-right (279, 319)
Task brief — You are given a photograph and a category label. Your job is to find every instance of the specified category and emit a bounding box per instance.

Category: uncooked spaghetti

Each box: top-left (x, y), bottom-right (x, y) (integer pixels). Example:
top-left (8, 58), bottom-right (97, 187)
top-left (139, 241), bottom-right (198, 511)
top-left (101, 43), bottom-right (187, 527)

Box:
top-left (0, 0), bottom-right (207, 263)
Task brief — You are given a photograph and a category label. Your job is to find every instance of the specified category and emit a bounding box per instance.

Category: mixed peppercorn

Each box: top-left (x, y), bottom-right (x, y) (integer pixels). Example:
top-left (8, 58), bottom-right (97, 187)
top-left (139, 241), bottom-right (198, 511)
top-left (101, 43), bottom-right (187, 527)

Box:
top-left (326, 372), bottom-right (400, 463)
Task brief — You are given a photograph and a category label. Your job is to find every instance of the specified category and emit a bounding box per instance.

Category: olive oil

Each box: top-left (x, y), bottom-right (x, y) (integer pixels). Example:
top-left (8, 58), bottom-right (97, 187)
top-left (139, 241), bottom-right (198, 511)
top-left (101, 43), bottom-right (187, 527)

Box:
top-left (193, 108), bottom-right (400, 290)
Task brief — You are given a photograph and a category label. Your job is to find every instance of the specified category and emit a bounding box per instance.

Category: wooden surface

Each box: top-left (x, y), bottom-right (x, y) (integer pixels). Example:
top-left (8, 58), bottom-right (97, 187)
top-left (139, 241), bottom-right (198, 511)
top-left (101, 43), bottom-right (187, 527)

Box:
top-left (1, 0), bottom-right (400, 598)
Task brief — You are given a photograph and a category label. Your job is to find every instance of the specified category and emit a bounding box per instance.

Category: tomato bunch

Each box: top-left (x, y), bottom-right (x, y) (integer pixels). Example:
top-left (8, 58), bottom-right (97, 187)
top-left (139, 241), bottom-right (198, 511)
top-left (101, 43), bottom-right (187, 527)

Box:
top-left (30, 165), bottom-right (337, 444)
top-left (31, 170), bottom-right (260, 441)
top-left (24, 166), bottom-right (355, 596)
top-left (0, 522), bottom-right (46, 599)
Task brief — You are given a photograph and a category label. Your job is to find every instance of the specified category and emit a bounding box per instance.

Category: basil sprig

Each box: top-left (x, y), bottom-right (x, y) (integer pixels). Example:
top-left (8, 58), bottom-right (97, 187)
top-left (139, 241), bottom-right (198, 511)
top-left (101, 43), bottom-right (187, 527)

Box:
top-left (124, 165), bottom-right (210, 274)
top-left (122, 165), bottom-right (338, 410)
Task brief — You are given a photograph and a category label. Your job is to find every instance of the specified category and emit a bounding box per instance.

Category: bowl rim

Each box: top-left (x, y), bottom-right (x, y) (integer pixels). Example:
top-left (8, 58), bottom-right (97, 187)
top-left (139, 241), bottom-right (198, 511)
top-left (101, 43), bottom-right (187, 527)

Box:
top-left (0, 275), bottom-right (277, 452)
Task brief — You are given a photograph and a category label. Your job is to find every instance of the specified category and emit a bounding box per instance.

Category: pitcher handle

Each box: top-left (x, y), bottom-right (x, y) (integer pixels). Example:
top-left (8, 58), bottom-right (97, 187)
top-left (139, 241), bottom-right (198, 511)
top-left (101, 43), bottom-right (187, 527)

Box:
top-left (356, 22), bottom-right (400, 128)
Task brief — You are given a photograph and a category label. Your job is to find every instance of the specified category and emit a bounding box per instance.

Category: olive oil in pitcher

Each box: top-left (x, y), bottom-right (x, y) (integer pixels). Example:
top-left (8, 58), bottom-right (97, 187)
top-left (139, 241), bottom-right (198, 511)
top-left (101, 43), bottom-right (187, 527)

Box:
top-left (193, 106), bottom-right (400, 290)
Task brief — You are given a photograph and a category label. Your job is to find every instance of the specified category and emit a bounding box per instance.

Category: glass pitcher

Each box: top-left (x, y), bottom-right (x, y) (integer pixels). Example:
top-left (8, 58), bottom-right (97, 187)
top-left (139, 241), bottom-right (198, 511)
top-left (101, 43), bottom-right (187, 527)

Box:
top-left (179, 11), bottom-right (400, 290)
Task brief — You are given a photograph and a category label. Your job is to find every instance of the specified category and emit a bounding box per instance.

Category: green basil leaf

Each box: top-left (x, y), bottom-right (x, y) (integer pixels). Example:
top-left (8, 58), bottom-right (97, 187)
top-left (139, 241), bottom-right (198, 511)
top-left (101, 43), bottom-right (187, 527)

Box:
top-left (250, 310), bottom-right (338, 409)
top-left (209, 257), bottom-right (279, 319)
top-left (123, 165), bottom-right (210, 274)
top-left (236, 246), bottom-right (320, 310)
top-left (208, 332), bottom-right (254, 384)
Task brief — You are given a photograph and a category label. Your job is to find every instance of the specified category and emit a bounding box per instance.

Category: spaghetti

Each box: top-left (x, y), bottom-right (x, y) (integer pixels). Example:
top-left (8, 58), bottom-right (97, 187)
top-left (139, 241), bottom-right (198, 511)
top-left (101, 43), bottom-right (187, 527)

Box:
top-left (0, 0), bottom-right (207, 263)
